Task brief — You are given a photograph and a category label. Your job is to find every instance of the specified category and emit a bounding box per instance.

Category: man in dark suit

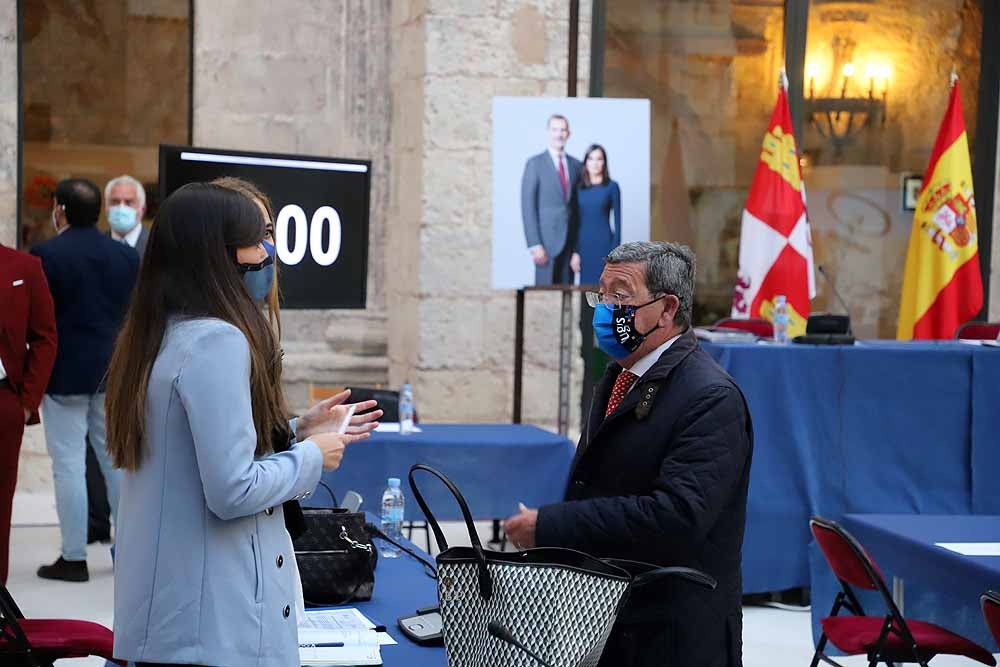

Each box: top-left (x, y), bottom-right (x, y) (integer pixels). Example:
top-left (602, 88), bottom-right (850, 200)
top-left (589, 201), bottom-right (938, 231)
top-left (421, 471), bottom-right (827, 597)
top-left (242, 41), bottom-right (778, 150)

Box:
top-left (0, 243), bottom-right (57, 584)
top-left (85, 174), bottom-right (149, 544)
top-left (520, 114), bottom-right (582, 285)
top-left (505, 241), bottom-right (753, 667)
top-left (31, 178), bottom-right (139, 582)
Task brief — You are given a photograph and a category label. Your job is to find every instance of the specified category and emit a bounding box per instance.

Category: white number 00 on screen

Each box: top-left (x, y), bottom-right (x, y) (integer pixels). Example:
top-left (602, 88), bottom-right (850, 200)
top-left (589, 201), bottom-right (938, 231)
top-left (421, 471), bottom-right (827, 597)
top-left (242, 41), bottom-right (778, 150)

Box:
top-left (274, 204), bottom-right (343, 266)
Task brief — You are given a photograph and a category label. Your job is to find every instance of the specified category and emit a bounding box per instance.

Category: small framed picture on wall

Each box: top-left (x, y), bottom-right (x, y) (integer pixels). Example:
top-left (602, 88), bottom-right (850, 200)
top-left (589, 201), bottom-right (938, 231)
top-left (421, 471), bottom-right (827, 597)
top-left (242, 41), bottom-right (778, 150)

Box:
top-left (902, 174), bottom-right (923, 212)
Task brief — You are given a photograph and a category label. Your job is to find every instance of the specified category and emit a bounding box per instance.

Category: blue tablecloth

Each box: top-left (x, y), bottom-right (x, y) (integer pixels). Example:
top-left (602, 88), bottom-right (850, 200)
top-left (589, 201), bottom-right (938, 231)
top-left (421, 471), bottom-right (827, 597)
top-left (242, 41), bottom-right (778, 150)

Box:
top-left (702, 340), bottom-right (1000, 645)
top-left (321, 523), bottom-right (446, 665)
top-left (306, 424), bottom-right (576, 522)
top-left (842, 514), bottom-right (1000, 606)
top-left (841, 514), bottom-right (1000, 652)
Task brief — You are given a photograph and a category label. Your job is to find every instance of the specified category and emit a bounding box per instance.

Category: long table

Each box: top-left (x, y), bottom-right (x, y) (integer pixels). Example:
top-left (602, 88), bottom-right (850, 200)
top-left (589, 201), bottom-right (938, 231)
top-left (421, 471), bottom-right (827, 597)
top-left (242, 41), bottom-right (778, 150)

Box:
top-left (319, 529), bottom-right (446, 666)
top-left (702, 340), bottom-right (1000, 644)
top-left (308, 424), bottom-right (576, 521)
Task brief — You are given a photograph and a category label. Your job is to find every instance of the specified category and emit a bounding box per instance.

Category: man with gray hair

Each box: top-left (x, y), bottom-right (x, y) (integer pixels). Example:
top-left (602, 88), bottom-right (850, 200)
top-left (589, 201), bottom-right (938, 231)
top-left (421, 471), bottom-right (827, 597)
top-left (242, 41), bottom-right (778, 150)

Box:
top-left (505, 241), bottom-right (753, 667)
top-left (86, 174), bottom-right (149, 545)
top-left (104, 175), bottom-right (148, 259)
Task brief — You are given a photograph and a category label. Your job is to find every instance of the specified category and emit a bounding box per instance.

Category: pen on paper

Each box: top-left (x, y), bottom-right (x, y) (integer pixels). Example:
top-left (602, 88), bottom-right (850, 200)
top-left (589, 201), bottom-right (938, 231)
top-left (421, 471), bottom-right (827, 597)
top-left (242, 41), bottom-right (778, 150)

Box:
top-left (299, 642), bottom-right (345, 648)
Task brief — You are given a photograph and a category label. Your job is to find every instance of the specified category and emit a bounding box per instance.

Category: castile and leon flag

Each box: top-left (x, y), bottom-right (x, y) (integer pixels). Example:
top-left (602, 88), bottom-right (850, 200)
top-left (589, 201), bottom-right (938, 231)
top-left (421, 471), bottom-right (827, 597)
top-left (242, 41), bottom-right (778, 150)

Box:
top-left (732, 75), bottom-right (815, 337)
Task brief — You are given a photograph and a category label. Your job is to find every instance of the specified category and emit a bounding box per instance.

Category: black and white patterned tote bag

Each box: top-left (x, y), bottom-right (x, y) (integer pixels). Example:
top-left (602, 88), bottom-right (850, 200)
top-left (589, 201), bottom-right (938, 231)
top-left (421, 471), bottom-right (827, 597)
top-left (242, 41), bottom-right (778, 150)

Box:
top-left (408, 464), bottom-right (716, 667)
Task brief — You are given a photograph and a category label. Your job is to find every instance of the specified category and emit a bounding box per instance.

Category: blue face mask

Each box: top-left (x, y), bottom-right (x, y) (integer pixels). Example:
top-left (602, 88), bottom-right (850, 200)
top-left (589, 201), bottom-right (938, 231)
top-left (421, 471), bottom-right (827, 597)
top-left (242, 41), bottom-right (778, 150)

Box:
top-left (242, 240), bottom-right (276, 303)
top-left (592, 296), bottom-right (665, 360)
top-left (108, 205), bottom-right (139, 235)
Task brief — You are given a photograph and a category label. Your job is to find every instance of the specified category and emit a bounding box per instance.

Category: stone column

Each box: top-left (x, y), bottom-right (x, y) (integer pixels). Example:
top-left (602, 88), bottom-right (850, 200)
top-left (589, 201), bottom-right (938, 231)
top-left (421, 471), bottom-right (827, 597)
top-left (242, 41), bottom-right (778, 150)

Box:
top-left (388, 1), bottom-right (591, 432)
top-left (194, 0), bottom-right (393, 408)
top-left (0, 2), bottom-right (16, 248)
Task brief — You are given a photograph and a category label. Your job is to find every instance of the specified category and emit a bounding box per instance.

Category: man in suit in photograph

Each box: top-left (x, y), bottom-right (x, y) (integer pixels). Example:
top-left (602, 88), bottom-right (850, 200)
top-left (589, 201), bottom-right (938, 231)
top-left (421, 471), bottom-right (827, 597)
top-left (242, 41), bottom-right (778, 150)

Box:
top-left (0, 242), bottom-right (57, 584)
top-left (520, 114), bottom-right (582, 285)
top-left (31, 178), bottom-right (139, 582)
top-left (85, 174), bottom-right (149, 544)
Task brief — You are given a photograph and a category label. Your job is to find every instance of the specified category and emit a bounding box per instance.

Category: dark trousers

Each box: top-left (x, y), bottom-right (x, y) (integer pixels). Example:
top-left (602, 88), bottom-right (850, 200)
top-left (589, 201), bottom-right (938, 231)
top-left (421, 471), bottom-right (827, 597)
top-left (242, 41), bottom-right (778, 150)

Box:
top-left (0, 382), bottom-right (25, 584)
top-left (85, 438), bottom-right (112, 541)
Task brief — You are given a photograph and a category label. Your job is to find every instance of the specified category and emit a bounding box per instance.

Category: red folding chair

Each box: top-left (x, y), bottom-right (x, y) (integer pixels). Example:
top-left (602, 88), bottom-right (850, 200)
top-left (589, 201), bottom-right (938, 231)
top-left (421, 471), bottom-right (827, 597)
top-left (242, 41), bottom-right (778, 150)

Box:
top-left (809, 517), bottom-right (996, 667)
top-left (983, 591), bottom-right (1000, 649)
top-left (714, 317), bottom-right (774, 337)
top-left (0, 582), bottom-right (122, 666)
top-left (955, 321), bottom-right (1000, 340)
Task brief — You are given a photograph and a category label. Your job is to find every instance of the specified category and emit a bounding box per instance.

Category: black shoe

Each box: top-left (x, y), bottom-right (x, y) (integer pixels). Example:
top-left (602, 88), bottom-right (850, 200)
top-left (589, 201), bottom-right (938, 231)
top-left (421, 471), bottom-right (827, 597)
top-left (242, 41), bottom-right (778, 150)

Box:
top-left (87, 531), bottom-right (112, 545)
top-left (37, 557), bottom-right (89, 582)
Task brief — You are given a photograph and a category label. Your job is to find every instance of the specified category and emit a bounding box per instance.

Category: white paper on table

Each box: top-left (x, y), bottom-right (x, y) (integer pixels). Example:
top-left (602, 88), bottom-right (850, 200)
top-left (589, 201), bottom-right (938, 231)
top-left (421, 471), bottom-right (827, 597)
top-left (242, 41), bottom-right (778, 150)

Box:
top-left (299, 629), bottom-right (380, 666)
top-left (299, 608), bottom-right (397, 646)
top-left (374, 423), bottom-right (423, 434)
top-left (935, 542), bottom-right (1000, 556)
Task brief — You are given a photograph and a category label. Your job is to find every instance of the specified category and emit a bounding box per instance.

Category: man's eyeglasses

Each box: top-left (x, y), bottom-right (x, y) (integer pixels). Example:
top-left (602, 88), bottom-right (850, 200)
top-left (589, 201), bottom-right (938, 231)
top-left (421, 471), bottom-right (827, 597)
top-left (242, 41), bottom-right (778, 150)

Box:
top-left (586, 291), bottom-right (630, 308)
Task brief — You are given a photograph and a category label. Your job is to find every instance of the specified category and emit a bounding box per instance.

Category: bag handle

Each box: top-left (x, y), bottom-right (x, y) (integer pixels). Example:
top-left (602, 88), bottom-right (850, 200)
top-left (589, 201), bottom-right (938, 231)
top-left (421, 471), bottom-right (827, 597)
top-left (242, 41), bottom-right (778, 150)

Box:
top-left (408, 464), bottom-right (493, 600)
top-left (314, 480), bottom-right (338, 508)
top-left (632, 566), bottom-right (716, 591)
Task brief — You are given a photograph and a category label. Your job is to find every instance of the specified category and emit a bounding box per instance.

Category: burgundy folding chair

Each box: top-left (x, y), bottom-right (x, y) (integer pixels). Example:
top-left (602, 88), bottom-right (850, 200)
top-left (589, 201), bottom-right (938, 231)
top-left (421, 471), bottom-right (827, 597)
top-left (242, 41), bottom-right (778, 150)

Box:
top-left (714, 317), bottom-right (774, 337)
top-left (983, 591), bottom-right (1000, 649)
top-left (955, 321), bottom-right (1000, 340)
top-left (809, 517), bottom-right (996, 667)
top-left (0, 582), bottom-right (122, 666)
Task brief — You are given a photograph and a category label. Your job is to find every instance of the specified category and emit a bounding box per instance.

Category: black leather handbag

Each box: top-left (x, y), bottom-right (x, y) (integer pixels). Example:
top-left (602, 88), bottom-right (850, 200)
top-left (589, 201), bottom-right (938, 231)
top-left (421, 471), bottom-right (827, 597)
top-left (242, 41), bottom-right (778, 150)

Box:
top-left (293, 482), bottom-right (378, 607)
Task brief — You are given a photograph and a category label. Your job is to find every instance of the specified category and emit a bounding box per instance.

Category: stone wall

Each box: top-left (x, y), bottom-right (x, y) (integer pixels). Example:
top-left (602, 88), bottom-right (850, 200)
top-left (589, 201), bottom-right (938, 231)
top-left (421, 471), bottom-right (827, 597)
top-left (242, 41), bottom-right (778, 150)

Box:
top-left (0, 2), bottom-right (53, 496)
top-left (0, 1), bottom-right (15, 248)
top-left (194, 0), bottom-right (393, 409)
top-left (388, 0), bottom-right (591, 434)
top-left (603, 0), bottom-right (989, 337)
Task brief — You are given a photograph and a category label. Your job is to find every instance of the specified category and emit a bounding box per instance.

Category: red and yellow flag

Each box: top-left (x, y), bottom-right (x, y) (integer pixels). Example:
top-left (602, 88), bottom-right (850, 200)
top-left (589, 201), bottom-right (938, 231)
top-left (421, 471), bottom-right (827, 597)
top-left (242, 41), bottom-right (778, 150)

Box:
top-left (732, 81), bottom-right (815, 337)
top-left (897, 81), bottom-right (982, 340)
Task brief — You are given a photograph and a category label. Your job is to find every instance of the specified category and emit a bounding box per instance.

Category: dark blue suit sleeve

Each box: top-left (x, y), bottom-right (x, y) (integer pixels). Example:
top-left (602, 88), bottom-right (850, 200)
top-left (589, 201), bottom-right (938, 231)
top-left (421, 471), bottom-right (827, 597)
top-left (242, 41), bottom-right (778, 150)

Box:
top-left (535, 384), bottom-right (751, 561)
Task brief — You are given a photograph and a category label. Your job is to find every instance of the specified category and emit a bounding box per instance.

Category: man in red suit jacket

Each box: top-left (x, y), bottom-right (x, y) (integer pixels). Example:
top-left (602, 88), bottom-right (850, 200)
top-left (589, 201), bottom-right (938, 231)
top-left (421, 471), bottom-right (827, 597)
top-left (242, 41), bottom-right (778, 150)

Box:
top-left (0, 242), bottom-right (57, 583)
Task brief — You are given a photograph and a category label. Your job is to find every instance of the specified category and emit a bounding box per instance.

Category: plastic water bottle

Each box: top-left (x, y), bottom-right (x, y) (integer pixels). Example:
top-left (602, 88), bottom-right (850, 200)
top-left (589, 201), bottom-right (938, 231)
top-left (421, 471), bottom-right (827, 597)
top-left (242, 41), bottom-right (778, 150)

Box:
top-left (380, 478), bottom-right (404, 558)
top-left (399, 383), bottom-right (414, 435)
top-left (774, 295), bottom-right (789, 344)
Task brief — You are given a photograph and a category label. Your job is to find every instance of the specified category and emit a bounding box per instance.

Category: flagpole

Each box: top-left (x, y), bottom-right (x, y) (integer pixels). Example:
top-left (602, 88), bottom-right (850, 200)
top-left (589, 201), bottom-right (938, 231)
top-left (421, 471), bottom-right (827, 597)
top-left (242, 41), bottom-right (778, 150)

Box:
top-left (950, 65), bottom-right (958, 88)
top-left (780, 67), bottom-right (789, 91)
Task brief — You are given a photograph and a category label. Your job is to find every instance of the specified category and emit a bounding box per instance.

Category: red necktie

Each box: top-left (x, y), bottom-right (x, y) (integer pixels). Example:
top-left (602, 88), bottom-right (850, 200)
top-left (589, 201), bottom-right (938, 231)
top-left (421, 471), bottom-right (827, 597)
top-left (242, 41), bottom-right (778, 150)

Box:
top-left (558, 155), bottom-right (568, 200)
top-left (605, 369), bottom-right (639, 417)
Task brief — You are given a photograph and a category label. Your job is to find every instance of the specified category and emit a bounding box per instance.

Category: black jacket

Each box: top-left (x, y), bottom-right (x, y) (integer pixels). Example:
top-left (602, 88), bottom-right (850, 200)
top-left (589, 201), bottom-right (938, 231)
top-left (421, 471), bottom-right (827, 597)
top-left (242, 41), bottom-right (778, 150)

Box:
top-left (536, 330), bottom-right (753, 667)
top-left (30, 226), bottom-right (139, 395)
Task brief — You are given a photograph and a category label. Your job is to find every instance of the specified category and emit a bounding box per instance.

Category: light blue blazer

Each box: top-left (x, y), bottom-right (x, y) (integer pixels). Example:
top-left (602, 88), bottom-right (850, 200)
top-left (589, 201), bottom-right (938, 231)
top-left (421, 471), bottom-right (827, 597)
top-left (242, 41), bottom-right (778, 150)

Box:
top-left (113, 318), bottom-right (322, 667)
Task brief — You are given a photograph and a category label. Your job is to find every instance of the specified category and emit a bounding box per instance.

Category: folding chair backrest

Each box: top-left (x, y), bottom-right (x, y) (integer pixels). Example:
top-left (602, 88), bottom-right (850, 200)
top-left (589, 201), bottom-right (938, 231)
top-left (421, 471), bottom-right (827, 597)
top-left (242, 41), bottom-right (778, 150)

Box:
top-left (955, 322), bottom-right (1000, 340)
top-left (714, 317), bottom-right (774, 337)
top-left (810, 517), bottom-right (882, 591)
top-left (346, 386), bottom-right (403, 423)
top-left (982, 591), bottom-right (1000, 647)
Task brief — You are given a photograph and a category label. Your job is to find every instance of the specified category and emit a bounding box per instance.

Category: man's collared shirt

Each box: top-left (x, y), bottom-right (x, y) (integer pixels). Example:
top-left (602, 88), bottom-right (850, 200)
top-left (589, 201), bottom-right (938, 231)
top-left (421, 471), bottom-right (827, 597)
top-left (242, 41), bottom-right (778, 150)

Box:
top-left (624, 332), bottom-right (683, 393)
top-left (547, 147), bottom-right (570, 201)
top-left (112, 220), bottom-right (143, 248)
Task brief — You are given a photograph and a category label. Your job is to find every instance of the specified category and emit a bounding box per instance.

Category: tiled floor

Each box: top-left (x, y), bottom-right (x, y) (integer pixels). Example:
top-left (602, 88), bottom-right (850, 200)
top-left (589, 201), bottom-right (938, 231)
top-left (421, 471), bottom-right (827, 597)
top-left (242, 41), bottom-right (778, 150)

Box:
top-left (7, 495), bottom-right (993, 666)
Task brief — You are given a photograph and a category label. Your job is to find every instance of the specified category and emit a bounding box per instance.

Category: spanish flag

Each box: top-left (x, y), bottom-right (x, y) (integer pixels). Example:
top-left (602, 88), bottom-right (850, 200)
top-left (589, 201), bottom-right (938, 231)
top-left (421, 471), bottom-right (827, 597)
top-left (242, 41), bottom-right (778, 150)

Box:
top-left (897, 79), bottom-right (982, 339)
top-left (732, 76), bottom-right (815, 337)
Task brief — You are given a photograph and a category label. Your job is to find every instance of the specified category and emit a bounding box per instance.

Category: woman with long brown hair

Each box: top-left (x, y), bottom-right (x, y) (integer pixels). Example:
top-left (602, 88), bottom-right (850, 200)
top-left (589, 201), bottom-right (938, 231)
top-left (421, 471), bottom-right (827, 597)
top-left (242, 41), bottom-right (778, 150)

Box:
top-left (105, 182), bottom-right (370, 667)
top-left (211, 176), bottom-right (382, 619)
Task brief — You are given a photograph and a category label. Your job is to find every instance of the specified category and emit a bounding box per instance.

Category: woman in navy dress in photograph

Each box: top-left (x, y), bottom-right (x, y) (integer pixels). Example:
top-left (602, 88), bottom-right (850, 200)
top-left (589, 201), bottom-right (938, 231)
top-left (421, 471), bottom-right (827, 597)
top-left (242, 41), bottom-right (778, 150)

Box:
top-left (571, 144), bottom-right (621, 285)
